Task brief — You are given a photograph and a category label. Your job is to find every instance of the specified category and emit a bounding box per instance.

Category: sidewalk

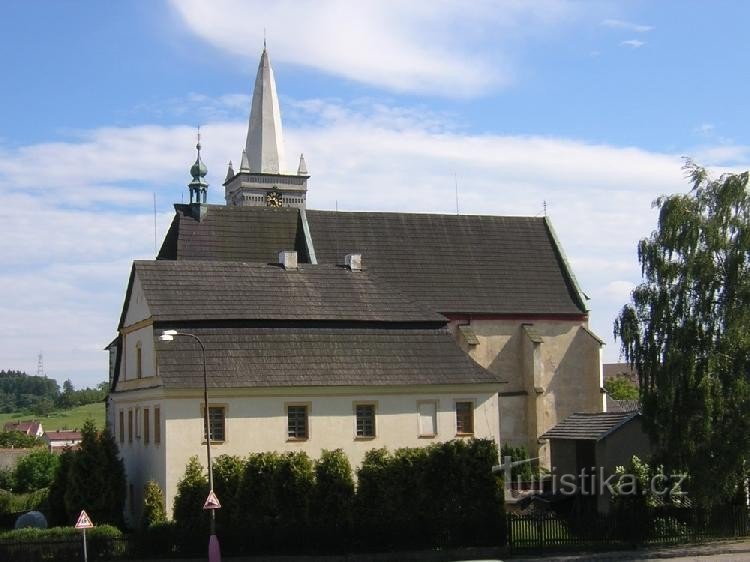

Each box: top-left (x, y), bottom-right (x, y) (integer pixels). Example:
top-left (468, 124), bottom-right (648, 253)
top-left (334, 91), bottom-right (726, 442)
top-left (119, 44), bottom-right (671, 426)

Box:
top-left (510, 538), bottom-right (750, 561)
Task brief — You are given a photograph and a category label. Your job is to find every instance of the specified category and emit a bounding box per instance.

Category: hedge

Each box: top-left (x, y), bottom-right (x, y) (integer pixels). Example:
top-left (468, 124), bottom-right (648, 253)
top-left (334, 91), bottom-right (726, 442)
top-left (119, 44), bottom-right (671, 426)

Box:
top-left (173, 440), bottom-right (505, 555)
top-left (0, 524), bottom-right (126, 562)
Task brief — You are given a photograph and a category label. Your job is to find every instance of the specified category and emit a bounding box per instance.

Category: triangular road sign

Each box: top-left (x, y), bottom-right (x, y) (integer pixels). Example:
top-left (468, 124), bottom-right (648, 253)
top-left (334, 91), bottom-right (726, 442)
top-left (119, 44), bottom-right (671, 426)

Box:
top-left (75, 510), bottom-right (94, 529)
top-left (203, 489), bottom-right (221, 510)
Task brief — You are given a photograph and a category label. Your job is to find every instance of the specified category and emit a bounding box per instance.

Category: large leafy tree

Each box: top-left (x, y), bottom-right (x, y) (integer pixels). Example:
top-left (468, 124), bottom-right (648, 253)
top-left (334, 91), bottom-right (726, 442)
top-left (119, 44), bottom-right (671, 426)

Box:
top-left (615, 162), bottom-right (750, 506)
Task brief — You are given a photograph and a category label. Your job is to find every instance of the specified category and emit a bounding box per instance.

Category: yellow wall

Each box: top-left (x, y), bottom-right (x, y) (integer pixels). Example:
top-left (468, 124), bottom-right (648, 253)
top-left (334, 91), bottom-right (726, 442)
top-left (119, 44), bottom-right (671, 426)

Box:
top-left (450, 318), bottom-right (603, 466)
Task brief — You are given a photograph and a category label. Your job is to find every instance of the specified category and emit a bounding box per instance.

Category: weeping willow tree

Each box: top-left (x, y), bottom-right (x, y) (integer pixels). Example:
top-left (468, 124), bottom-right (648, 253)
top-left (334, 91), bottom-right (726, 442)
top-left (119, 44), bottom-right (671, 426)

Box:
top-left (615, 162), bottom-right (750, 506)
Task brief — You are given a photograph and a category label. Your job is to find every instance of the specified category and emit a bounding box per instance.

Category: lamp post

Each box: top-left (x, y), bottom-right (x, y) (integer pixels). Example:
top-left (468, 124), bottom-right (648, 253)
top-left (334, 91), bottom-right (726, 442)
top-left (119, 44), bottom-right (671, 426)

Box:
top-left (159, 330), bottom-right (220, 562)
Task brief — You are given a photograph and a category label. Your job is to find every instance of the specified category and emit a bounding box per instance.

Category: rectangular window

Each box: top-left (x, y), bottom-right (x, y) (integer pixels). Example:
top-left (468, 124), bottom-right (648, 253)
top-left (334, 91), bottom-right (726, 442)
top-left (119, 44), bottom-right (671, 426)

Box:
top-left (135, 407), bottom-right (141, 438)
top-left (143, 408), bottom-right (150, 445)
top-left (287, 405), bottom-right (308, 440)
top-left (355, 404), bottom-right (376, 438)
top-left (201, 405), bottom-right (226, 443)
top-left (418, 401), bottom-right (437, 437)
top-left (136, 344), bottom-right (143, 379)
top-left (455, 401), bottom-right (474, 435)
top-left (119, 410), bottom-right (124, 444)
top-left (128, 410), bottom-right (133, 443)
top-left (154, 407), bottom-right (161, 444)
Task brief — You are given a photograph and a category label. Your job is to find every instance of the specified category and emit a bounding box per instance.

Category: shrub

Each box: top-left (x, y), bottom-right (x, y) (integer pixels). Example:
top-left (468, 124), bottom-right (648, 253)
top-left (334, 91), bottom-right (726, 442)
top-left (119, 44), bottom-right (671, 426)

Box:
top-left (235, 451), bottom-right (315, 553)
top-left (0, 524), bottom-right (125, 562)
top-left (500, 444), bottom-right (536, 481)
top-left (170, 440), bottom-right (505, 555)
top-left (135, 520), bottom-right (176, 557)
top-left (172, 456), bottom-right (208, 555)
top-left (140, 480), bottom-right (166, 529)
top-left (13, 449), bottom-right (59, 493)
top-left (213, 454), bottom-right (245, 550)
top-left (311, 449), bottom-right (354, 551)
top-left (356, 439), bottom-right (504, 550)
top-left (46, 447), bottom-right (74, 526)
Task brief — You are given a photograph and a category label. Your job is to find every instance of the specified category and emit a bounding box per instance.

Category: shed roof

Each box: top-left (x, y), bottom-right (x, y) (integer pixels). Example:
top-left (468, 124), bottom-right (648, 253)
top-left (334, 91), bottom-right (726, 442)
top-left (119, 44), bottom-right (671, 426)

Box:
top-left (540, 411), bottom-right (640, 441)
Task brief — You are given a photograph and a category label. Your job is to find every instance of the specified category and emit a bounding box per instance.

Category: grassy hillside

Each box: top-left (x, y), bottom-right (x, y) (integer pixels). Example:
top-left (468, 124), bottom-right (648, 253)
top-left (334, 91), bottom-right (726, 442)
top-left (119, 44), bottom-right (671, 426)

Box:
top-left (0, 402), bottom-right (105, 432)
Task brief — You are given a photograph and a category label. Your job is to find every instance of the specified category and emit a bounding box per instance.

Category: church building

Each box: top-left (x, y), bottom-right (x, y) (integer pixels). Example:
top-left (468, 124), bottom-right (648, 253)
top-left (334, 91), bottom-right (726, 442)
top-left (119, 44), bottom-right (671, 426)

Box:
top-left (109, 46), bottom-right (604, 520)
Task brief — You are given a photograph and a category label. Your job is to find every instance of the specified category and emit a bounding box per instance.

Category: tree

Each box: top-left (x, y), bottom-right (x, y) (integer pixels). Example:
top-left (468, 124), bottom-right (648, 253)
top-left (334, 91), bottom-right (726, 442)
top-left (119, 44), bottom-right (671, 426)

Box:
top-left (141, 480), bottom-right (167, 529)
top-left (0, 430), bottom-right (43, 448)
top-left (604, 375), bottom-right (639, 401)
top-left (13, 449), bottom-right (59, 493)
top-left (64, 419), bottom-right (126, 526)
top-left (48, 447), bottom-right (75, 526)
top-left (615, 162), bottom-right (750, 506)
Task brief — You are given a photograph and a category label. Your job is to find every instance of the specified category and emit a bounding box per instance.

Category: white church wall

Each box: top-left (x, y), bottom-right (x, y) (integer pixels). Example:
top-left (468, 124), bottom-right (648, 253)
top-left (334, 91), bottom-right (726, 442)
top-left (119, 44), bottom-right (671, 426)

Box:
top-left (158, 386), bottom-right (500, 517)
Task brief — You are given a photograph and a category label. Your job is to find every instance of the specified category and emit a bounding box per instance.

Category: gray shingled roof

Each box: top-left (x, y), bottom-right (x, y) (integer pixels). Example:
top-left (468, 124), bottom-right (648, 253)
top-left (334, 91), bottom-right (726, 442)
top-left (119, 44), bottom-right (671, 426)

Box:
top-left (540, 411), bottom-right (640, 441)
top-left (156, 205), bottom-right (586, 316)
top-left (307, 211), bottom-right (585, 315)
top-left (605, 397), bottom-right (641, 413)
top-left (157, 205), bottom-right (303, 263)
top-left (153, 327), bottom-right (501, 388)
top-left (129, 260), bottom-right (445, 324)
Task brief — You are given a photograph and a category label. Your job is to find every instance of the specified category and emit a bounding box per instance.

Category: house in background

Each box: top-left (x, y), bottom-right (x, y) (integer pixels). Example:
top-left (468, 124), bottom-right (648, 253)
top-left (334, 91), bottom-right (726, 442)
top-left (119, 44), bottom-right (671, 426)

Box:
top-left (541, 411), bottom-right (652, 513)
top-left (3, 420), bottom-right (43, 437)
top-left (108, 46), bottom-right (604, 521)
top-left (43, 430), bottom-right (83, 453)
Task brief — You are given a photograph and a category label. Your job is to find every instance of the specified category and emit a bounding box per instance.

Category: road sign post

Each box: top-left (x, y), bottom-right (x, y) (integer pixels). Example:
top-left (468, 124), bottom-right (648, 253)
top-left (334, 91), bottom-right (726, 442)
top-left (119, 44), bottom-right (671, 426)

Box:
top-left (75, 510), bottom-right (94, 562)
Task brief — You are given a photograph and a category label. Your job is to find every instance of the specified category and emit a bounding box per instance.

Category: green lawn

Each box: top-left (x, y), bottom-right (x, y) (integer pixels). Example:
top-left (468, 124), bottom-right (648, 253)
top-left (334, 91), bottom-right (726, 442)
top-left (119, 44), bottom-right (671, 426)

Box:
top-left (0, 402), bottom-right (105, 432)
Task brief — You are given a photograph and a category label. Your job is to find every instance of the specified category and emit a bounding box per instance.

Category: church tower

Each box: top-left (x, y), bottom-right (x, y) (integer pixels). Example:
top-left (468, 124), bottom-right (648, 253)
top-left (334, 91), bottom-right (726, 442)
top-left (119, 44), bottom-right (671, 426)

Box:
top-left (224, 46), bottom-right (309, 208)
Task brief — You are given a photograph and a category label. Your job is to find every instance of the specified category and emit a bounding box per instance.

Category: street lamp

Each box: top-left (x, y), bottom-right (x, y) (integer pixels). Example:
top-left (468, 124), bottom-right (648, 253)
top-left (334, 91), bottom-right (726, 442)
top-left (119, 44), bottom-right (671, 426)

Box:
top-left (159, 329), bottom-right (221, 562)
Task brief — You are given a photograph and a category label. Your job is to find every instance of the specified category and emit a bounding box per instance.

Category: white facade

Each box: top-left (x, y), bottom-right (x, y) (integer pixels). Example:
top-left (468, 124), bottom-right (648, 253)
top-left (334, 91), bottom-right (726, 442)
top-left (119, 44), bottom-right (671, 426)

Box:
top-left (111, 382), bottom-right (500, 519)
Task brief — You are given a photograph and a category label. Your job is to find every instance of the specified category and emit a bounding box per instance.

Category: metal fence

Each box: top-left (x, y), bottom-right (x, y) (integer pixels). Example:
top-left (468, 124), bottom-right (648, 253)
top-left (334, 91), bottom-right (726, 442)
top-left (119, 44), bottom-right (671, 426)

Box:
top-left (508, 505), bottom-right (750, 554)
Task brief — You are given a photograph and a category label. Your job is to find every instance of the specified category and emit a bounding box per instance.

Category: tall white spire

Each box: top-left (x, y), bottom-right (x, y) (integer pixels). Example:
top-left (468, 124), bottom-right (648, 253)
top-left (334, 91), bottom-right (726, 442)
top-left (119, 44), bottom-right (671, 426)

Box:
top-left (245, 46), bottom-right (286, 174)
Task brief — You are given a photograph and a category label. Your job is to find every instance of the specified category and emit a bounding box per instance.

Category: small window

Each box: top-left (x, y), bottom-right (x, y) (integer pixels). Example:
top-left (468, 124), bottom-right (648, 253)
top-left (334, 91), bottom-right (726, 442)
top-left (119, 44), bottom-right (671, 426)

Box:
top-left (202, 405), bottom-right (226, 443)
top-left (154, 407), bottom-right (161, 444)
top-left (455, 401), bottom-right (474, 435)
top-left (135, 407), bottom-right (141, 438)
top-left (143, 408), bottom-right (150, 445)
top-left (418, 401), bottom-right (437, 437)
top-left (118, 410), bottom-right (124, 444)
top-left (287, 405), bottom-right (308, 440)
top-left (355, 404), bottom-right (376, 438)
top-left (128, 410), bottom-right (133, 443)
top-left (136, 342), bottom-right (143, 379)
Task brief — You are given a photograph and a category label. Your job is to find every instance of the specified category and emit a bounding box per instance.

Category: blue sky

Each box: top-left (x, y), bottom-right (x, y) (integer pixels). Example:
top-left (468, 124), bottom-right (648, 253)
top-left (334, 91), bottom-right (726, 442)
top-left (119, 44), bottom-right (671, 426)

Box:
top-left (1, 1), bottom-right (748, 388)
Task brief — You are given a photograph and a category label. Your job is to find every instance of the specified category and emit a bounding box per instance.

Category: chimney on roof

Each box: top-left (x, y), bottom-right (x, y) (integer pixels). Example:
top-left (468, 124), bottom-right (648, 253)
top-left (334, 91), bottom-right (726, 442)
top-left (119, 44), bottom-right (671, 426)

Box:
top-left (279, 250), bottom-right (298, 270)
top-left (345, 253), bottom-right (362, 271)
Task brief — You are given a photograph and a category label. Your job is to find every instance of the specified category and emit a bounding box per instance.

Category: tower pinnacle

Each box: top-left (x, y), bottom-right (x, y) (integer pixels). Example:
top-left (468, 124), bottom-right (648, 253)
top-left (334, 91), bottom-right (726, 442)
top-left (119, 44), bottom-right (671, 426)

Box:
top-left (224, 46), bottom-right (308, 209)
top-left (245, 46), bottom-right (285, 173)
top-left (188, 129), bottom-right (208, 204)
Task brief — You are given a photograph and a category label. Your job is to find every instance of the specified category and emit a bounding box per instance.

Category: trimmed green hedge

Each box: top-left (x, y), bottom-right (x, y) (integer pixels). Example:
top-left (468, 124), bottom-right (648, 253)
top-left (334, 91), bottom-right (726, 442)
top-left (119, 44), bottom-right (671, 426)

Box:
top-left (173, 440), bottom-right (505, 555)
top-left (0, 524), bottom-right (126, 561)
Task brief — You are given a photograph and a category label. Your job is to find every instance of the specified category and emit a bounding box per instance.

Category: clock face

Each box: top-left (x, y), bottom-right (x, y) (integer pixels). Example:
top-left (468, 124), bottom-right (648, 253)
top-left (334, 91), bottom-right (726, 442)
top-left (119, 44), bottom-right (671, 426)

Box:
top-left (266, 190), bottom-right (282, 207)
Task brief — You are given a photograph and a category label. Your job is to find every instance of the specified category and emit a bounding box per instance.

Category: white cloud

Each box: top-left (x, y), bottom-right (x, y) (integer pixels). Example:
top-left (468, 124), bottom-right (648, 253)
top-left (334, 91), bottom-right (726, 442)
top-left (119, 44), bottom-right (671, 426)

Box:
top-left (620, 39), bottom-right (645, 48)
top-left (3, 97), bottom-right (748, 385)
top-left (167, 0), bottom-right (579, 96)
top-left (602, 19), bottom-right (653, 33)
